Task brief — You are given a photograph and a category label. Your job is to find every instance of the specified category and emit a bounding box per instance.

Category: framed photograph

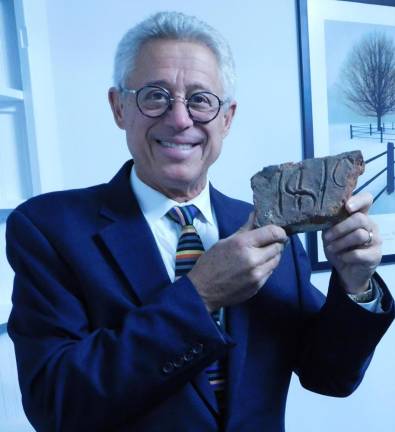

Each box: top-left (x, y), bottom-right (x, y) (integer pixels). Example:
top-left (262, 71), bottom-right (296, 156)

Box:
top-left (297, 0), bottom-right (395, 270)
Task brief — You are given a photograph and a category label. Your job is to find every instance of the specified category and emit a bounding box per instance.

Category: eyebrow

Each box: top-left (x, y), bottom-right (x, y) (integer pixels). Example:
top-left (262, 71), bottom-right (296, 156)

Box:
top-left (144, 80), bottom-right (214, 93)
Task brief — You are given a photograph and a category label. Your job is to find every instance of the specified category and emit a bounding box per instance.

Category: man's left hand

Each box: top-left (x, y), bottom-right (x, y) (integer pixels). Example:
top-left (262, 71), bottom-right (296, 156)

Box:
top-left (323, 192), bottom-right (382, 294)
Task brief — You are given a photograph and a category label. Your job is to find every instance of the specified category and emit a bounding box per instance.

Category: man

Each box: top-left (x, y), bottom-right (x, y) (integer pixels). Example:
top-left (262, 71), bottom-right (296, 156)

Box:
top-left (6, 11), bottom-right (394, 432)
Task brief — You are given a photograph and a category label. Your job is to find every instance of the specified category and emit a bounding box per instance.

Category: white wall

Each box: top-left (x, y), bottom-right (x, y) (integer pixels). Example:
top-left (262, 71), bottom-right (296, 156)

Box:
top-left (45, 0), bottom-right (303, 197)
top-left (2, 0), bottom-right (394, 430)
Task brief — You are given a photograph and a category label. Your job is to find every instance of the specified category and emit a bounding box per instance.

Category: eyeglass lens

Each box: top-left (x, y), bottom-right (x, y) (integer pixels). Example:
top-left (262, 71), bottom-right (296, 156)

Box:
top-left (136, 86), bottom-right (220, 122)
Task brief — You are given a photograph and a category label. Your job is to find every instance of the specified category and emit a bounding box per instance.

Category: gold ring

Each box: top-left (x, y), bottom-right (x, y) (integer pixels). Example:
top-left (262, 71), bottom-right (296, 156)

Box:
top-left (363, 229), bottom-right (373, 247)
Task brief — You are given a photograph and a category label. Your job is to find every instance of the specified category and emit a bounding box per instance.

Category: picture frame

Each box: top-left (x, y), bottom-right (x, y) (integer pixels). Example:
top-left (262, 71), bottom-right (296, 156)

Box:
top-left (297, 0), bottom-right (395, 270)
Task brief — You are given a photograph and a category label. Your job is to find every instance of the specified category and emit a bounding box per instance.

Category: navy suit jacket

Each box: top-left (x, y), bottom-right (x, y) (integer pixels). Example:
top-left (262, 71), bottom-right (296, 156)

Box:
top-left (6, 161), bottom-right (394, 432)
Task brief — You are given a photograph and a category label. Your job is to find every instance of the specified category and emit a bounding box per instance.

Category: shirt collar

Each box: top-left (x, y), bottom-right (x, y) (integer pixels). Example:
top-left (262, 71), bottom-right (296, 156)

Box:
top-left (130, 165), bottom-right (215, 225)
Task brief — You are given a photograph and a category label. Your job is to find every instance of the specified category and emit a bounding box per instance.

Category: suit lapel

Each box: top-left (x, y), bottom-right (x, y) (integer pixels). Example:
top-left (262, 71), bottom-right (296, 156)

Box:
top-left (191, 371), bottom-right (220, 418)
top-left (225, 306), bottom-right (249, 419)
top-left (210, 186), bottom-right (251, 422)
top-left (97, 161), bottom-right (170, 305)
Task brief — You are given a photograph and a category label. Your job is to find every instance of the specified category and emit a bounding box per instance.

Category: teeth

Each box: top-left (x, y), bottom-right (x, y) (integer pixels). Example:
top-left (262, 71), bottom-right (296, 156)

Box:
top-left (159, 141), bottom-right (195, 150)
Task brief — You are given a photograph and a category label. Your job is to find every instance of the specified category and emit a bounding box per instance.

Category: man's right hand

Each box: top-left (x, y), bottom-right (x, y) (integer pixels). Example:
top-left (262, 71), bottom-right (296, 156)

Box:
top-left (188, 212), bottom-right (288, 312)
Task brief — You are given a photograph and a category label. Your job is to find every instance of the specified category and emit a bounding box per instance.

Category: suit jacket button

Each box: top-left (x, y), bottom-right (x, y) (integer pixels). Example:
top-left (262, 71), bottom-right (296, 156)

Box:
top-left (162, 362), bottom-right (174, 374)
top-left (173, 356), bottom-right (185, 368)
top-left (192, 343), bottom-right (203, 354)
top-left (184, 351), bottom-right (194, 362)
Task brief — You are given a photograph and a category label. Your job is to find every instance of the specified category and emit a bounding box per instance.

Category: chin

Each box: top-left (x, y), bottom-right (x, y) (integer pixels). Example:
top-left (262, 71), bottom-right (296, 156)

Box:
top-left (163, 169), bottom-right (205, 192)
top-left (163, 164), bottom-right (199, 181)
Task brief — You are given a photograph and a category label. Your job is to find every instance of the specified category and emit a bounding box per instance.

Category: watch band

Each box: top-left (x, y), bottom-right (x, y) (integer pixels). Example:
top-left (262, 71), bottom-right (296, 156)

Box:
top-left (347, 280), bottom-right (375, 303)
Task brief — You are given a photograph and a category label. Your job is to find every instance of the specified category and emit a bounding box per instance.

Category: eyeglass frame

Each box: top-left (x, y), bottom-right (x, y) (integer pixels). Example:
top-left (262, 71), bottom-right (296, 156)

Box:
top-left (119, 85), bottom-right (227, 124)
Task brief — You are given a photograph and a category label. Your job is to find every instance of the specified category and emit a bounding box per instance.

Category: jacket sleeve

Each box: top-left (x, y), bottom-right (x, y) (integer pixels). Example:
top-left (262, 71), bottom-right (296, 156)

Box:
top-left (6, 208), bottom-right (233, 432)
top-left (290, 235), bottom-right (394, 396)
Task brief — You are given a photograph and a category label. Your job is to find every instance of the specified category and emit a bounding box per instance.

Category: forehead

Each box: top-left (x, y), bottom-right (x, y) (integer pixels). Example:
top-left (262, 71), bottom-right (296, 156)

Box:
top-left (128, 39), bottom-right (222, 92)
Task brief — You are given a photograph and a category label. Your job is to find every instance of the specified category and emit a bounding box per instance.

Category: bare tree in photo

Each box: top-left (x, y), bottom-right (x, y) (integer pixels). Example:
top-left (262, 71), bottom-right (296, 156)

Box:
top-left (339, 32), bottom-right (395, 130)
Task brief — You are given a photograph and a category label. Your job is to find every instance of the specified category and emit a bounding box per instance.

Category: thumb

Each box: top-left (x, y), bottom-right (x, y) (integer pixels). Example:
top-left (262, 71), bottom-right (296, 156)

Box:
top-left (238, 211), bottom-right (257, 233)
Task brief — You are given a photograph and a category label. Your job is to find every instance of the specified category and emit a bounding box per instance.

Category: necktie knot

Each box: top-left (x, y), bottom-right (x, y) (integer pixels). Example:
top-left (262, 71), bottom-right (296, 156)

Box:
top-left (167, 205), bottom-right (200, 227)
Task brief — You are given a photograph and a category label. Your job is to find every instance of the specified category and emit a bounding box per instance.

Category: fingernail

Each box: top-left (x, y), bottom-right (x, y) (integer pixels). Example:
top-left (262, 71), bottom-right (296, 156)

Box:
top-left (347, 199), bottom-right (356, 213)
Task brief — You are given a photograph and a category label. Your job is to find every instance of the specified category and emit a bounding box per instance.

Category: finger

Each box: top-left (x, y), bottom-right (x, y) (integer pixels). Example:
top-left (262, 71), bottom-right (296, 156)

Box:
top-left (325, 224), bottom-right (380, 254)
top-left (246, 224), bottom-right (288, 248)
top-left (252, 240), bottom-right (285, 264)
top-left (330, 247), bottom-right (381, 268)
top-left (323, 212), bottom-right (371, 242)
top-left (250, 251), bottom-right (284, 287)
top-left (238, 211), bottom-right (257, 233)
top-left (345, 192), bottom-right (373, 215)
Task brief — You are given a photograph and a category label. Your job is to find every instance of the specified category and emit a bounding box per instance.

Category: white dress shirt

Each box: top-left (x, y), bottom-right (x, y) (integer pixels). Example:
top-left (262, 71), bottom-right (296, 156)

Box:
top-left (131, 166), bottom-right (219, 282)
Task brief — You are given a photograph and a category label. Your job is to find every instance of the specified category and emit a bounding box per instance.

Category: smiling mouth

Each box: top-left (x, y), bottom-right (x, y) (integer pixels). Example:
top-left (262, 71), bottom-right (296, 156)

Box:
top-left (156, 140), bottom-right (200, 150)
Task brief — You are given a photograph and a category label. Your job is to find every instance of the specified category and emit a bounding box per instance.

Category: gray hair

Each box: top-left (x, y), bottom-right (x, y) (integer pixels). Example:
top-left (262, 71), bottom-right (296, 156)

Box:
top-left (113, 11), bottom-right (236, 100)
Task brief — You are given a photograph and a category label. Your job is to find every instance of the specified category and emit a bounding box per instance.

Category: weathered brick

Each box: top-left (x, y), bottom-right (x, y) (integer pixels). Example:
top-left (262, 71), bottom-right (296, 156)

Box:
top-left (251, 151), bottom-right (365, 234)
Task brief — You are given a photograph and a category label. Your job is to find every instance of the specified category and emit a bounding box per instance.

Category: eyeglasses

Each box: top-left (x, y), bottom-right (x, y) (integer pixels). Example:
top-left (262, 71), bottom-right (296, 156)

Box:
top-left (120, 85), bottom-right (225, 124)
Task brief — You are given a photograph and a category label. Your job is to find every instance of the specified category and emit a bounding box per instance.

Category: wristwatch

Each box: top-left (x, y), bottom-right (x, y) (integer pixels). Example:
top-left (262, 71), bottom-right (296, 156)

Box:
top-left (347, 279), bottom-right (375, 303)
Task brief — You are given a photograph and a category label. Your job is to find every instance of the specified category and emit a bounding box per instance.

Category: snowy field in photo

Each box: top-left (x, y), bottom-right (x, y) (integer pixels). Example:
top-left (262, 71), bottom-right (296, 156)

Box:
top-left (315, 123), bottom-right (395, 260)
top-left (329, 123), bottom-right (395, 215)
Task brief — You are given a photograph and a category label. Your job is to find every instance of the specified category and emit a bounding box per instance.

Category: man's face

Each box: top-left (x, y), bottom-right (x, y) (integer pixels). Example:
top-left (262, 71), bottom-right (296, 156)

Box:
top-left (109, 39), bottom-right (236, 201)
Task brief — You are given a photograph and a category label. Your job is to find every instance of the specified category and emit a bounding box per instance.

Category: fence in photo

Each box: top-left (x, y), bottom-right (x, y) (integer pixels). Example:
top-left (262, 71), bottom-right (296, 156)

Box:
top-left (350, 123), bottom-right (395, 143)
top-left (353, 142), bottom-right (394, 202)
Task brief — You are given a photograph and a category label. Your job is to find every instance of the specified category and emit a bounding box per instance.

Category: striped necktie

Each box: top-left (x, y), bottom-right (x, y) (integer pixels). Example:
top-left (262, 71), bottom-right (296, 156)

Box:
top-left (167, 205), bottom-right (204, 278)
top-left (167, 205), bottom-right (227, 419)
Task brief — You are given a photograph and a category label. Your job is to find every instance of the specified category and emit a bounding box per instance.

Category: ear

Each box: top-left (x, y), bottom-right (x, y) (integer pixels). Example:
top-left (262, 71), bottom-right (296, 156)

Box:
top-left (222, 100), bottom-right (237, 138)
top-left (108, 87), bottom-right (126, 129)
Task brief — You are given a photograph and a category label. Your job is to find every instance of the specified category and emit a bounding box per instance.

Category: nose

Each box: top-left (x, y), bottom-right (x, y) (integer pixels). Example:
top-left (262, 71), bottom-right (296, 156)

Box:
top-left (164, 97), bottom-right (194, 130)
